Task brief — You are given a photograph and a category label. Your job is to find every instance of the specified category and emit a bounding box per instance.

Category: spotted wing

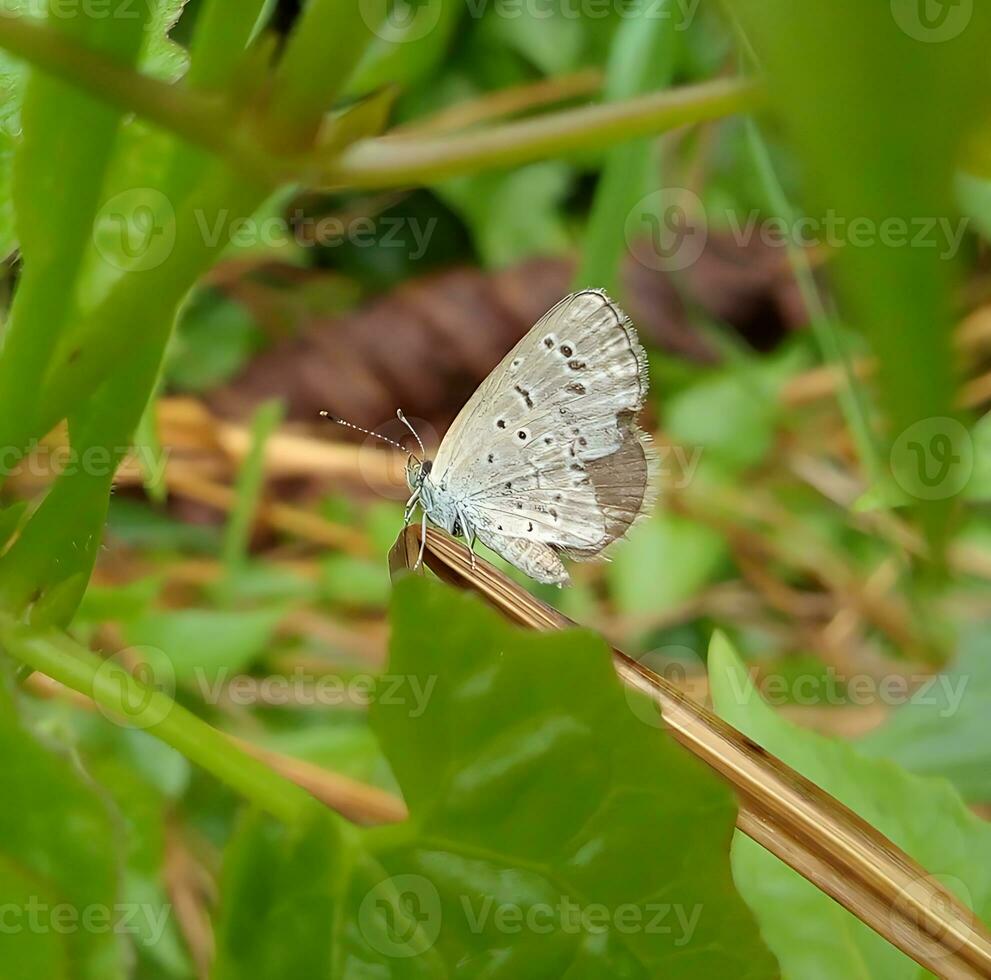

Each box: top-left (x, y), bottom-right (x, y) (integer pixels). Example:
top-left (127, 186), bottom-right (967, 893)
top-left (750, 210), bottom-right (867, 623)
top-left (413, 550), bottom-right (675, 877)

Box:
top-left (431, 290), bottom-right (656, 569)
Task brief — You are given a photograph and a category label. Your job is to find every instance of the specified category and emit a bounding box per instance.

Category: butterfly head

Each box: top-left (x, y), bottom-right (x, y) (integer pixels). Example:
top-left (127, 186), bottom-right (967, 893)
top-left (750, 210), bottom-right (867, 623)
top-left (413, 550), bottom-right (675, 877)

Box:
top-left (405, 456), bottom-right (432, 493)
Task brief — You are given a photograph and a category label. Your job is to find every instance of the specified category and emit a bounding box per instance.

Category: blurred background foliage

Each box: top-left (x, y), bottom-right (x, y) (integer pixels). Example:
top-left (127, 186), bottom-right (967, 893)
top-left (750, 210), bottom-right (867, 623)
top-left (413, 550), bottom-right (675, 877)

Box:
top-left (0, 0), bottom-right (989, 975)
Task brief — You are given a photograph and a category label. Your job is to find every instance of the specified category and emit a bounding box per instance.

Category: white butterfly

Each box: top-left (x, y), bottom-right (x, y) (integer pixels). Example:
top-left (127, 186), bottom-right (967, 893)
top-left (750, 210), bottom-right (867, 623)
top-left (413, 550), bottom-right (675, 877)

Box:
top-left (327, 290), bottom-right (655, 584)
top-left (397, 289), bottom-right (657, 586)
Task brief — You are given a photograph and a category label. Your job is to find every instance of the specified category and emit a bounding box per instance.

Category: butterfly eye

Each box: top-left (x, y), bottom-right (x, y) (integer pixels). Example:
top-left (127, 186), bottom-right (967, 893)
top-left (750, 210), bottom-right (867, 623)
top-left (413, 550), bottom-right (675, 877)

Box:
top-left (517, 429), bottom-right (530, 442)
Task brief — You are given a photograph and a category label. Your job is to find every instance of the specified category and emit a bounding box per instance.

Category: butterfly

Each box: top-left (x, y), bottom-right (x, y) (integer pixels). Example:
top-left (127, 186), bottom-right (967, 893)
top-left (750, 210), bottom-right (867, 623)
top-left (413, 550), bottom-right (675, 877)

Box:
top-left (327, 290), bottom-right (656, 586)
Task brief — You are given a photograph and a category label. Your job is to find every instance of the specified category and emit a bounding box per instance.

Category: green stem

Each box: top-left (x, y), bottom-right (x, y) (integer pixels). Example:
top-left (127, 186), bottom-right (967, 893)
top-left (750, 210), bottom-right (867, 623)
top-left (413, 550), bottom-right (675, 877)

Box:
top-left (267, 0), bottom-right (381, 149)
top-left (0, 15), bottom-right (763, 194)
top-left (321, 77), bottom-right (764, 188)
top-left (0, 13), bottom-right (283, 185)
top-left (0, 617), bottom-right (313, 825)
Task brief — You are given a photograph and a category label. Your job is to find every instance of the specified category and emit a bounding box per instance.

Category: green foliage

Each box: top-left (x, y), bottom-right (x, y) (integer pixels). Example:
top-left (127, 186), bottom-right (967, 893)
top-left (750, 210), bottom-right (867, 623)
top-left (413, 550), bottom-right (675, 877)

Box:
top-left (859, 628), bottom-right (991, 803)
top-left (124, 606), bottom-right (283, 684)
top-left (210, 577), bottom-right (777, 977)
top-left (709, 633), bottom-right (991, 977)
top-left (723, 0), bottom-right (991, 545)
top-left (0, 684), bottom-right (126, 979)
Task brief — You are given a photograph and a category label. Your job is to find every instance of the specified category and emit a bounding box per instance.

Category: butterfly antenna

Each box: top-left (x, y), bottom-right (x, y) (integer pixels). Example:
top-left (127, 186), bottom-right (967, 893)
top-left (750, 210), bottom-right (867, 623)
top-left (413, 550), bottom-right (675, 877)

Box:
top-left (396, 409), bottom-right (426, 458)
top-left (319, 411), bottom-right (410, 455)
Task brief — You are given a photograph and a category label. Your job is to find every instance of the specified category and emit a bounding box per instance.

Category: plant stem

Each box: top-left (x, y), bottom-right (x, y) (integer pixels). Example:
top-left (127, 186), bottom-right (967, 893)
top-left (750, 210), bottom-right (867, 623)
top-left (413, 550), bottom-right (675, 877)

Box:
top-left (0, 12), bottom-right (283, 184)
top-left (321, 77), bottom-right (764, 188)
top-left (742, 118), bottom-right (885, 492)
top-left (0, 618), bottom-right (313, 826)
top-left (0, 14), bottom-right (763, 193)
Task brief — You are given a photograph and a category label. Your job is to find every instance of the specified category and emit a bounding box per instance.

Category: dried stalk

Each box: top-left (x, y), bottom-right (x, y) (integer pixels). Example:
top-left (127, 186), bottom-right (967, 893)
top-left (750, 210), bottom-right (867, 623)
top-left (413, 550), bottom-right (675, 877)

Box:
top-left (390, 524), bottom-right (991, 979)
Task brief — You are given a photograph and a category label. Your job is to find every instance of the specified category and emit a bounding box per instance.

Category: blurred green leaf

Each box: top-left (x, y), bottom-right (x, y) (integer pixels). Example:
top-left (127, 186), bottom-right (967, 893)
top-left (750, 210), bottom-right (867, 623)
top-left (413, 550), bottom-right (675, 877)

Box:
top-left (105, 498), bottom-right (220, 555)
top-left (724, 0), bottom-right (991, 544)
top-left (212, 804), bottom-right (349, 980)
top-left (320, 554), bottom-right (390, 609)
top-left (222, 399), bottom-right (283, 584)
top-left (0, 704), bottom-right (127, 979)
top-left (608, 512), bottom-right (728, 616)
top-left (347, 3), bottom-right (463, 96)
top-left (477, 4), bottom-right (588, 75)
top-left (858, 626), bottom-right (991, 803)
top-left (0, 856), bottom-right (71, 979)
top-left (167, 289), bottom-right (265, 393)
top-left (709, 632), bottom-right (991, 977)
top-left (664, 351), bottom-right (799, 473)
top-left (437, 160), bottom-right (573, 266)
top-left (0, 0), bottom-right (151, 464)
top-left (964, 410), bottom-right (991, 501)
top-left (124, 606), bottom-right (283, 683)
top-left (0, 499), bottom-right (26, 551)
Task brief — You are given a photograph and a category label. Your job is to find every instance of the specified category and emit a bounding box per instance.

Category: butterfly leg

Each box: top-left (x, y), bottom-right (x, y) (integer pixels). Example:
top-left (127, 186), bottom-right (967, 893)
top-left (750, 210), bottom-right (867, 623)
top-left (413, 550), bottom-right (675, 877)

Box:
top-left (455, 506), bottom-right (477, 573)
top-left (403, 488), bottom-right (420, 526)
top-left (415, 508), bottom-right (427, 572)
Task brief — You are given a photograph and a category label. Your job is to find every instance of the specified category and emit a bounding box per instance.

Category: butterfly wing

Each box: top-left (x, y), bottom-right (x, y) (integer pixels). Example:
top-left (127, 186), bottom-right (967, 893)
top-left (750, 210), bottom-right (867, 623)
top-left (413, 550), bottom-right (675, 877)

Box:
top-left (430, 290), bottom-right (656, 581)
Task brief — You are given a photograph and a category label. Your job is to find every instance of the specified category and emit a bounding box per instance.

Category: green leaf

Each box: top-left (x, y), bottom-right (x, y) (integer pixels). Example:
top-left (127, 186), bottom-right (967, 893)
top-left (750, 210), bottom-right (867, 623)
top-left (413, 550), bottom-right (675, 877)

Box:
top-left (167, 289), bottom-right (265, 393)
top-left (664, 353), bottom-right (798, 473)
top-left (346, 3), bottom-right (462, 95)
top-left (212, 805), bottom-right (350, 980)
top-left (320, 554), bottom-right (391, 609)
top-left (437, 161), bottom-right (573, 266)
top-left (858, 626), bottom-right (991, 803)
top-left (362, 577), bottom-right (776, 976)
top-left (964, 410), bottom-right (991, 501)
top-left (124, 606), bottom-right (283, 684)
top-left (222, 399), bottom-right (284, 583)
top-left (0, 705), bottom-right (126, 979)
top-left (708, 632), bottom-right (991, 977)
top-left (0, 0), bottom-right (152, 466)
top-left (211, 578), bottom-right (777, 976)
top-left (0, 856), bottom-right (71, 979)
top-left (607, 512), bottom-right (728, 616)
